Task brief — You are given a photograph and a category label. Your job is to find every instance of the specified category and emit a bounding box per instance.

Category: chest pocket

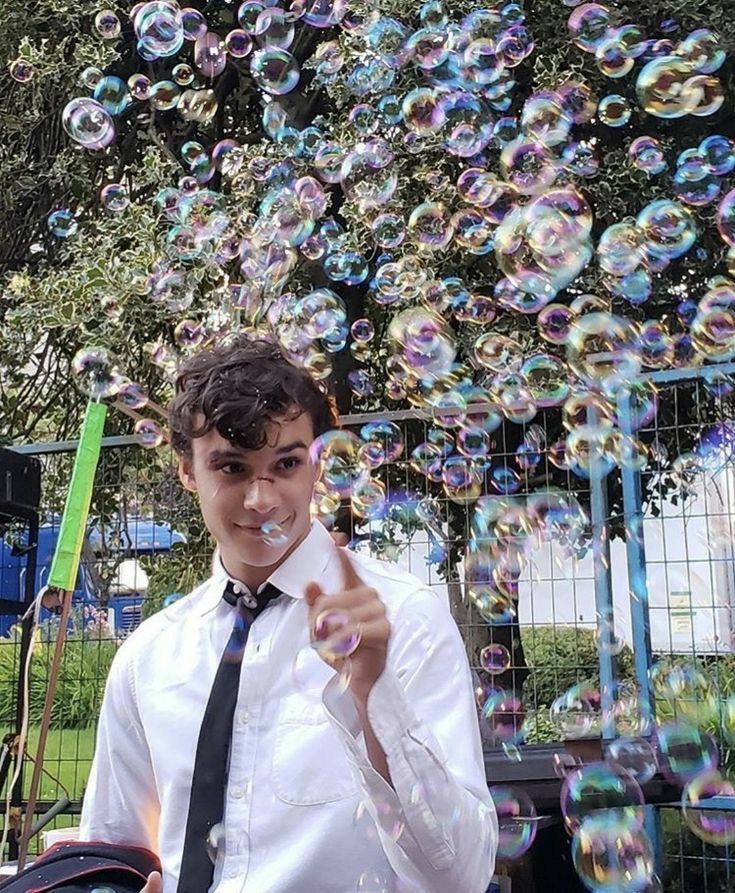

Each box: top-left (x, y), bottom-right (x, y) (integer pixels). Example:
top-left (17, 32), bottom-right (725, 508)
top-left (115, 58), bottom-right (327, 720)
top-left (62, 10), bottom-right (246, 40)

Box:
top-left (272, 693), bottom-right (360, 805)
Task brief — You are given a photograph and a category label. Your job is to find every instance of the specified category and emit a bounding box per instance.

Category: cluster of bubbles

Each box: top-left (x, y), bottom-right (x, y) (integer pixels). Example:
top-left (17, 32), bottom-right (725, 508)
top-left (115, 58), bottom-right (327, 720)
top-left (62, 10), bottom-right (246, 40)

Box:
top-left (481, 656), bottom-right (735, 886)
top-left (37, 2), bottom-right (735, 886)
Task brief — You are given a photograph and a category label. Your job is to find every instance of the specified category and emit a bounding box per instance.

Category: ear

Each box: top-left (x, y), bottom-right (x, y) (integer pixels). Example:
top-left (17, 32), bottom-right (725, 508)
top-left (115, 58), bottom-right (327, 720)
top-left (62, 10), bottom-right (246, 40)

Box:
top-left (178, 453), bottom-right (198, 493)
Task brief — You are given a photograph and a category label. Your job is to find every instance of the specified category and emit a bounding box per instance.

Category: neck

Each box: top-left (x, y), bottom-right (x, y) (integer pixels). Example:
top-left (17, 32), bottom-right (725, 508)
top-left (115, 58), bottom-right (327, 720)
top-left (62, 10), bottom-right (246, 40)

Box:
top-left (220, 525), bottom-right (311, 592)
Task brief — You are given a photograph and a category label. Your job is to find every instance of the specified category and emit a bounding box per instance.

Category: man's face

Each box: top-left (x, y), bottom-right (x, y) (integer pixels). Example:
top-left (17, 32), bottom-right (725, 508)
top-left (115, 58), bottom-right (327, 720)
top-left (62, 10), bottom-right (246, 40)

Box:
top-left (178, 411), bottom-right (319, 580)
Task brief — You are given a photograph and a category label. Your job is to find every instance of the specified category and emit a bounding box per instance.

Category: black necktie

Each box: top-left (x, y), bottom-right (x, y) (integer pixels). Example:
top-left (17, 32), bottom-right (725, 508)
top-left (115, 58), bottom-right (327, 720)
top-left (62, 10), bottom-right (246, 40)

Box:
top-left (177, 580), bottom-right (281, 893)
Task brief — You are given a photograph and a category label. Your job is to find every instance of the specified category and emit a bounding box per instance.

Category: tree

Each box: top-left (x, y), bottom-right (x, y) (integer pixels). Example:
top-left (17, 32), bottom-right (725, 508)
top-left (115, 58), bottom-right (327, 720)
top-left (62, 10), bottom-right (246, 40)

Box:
top-left (1, 0), bottom-right (734, 695)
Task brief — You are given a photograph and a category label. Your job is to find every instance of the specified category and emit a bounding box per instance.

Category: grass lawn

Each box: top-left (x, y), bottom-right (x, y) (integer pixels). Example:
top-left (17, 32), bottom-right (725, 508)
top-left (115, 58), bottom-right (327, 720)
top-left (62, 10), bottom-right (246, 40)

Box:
top-left (2, 726), bottom-right (96, 803)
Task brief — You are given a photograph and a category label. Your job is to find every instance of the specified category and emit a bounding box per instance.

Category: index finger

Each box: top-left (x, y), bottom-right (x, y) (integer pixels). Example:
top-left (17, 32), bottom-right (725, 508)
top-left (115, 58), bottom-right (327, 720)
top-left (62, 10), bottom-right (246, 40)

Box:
top-left (336, 545), bottom-right (364, 591)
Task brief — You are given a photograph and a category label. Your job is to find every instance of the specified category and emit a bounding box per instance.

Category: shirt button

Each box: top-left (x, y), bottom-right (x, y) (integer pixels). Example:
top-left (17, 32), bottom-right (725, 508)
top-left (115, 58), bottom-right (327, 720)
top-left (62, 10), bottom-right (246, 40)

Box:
top-left (231, 783), bottom-right (248, 799)
top-left (238, 709), bottom-right (250, 725)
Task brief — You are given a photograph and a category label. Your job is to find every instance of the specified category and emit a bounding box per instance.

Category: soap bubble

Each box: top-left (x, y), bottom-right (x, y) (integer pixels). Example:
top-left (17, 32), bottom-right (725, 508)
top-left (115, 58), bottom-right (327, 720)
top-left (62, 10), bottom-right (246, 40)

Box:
top-left (9, 59), bottom-right (34, 83)
top-left (490, 785), bottom-right (538, 859)
top-left (100, 183), bottom-right (130, 213)
top-left (261, 520), bottom-right (289, 547)
top-left (479, 643), bottom-right (512, 675)
top-left (251, 47), bottom-right (300, 95)
top-left (597, 94), bottom-right (632, 127)
top-left (655, 722), bottom-right (719, 783)
top-left (71, 347), bottom-right (123, 399)
top-left (682, 771), bottom-right (735, 845)
top-left (134, 418), bottom-right (165, 448)
top-left (482, 690), bottom-right (527, 743)
top-left (561, 761), bottom-right (645, 833)
top-left (312, 608), bottom-right (361, 661)
top-left (62, 98), bottom-right (116, 150)
top-left (94, 9), bottom-right (122, 39)
top-left (605, 737), bottom-right (658, 784)
top-left (572, 814), bottom-right (654, 893)
top-left (47, 209), bottom-right (78, 238)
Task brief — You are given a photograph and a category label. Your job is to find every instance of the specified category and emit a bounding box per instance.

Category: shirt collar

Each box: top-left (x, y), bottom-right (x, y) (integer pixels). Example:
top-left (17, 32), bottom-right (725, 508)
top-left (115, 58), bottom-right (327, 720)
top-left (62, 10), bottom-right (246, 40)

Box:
top-left (202, 521), bottom-right (335, 616)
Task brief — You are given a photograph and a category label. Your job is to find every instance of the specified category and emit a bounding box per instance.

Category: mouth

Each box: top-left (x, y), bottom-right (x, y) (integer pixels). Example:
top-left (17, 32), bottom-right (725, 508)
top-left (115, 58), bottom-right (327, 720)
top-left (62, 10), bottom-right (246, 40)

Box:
top-left (235, 515), bottom-right (292, 536)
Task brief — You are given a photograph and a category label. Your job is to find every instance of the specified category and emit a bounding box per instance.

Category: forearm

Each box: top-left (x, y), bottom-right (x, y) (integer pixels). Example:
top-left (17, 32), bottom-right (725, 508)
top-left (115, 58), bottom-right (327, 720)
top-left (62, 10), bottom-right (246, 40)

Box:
top-left (352, 688), bottom-right (392, 786)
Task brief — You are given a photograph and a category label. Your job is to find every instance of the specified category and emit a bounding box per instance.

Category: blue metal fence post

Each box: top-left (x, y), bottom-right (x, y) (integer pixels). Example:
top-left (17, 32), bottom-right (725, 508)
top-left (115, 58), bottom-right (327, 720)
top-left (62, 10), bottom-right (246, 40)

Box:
top-left (618, 386), bottom-right (662, 877)
top-left (588, 403), bottom-right (617, 741)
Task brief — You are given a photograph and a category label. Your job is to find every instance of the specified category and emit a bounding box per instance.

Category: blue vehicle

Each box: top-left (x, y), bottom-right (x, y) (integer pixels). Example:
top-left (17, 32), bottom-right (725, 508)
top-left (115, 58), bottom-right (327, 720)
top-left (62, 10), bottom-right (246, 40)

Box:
top-left (0, 517), bottom-right (186, 637)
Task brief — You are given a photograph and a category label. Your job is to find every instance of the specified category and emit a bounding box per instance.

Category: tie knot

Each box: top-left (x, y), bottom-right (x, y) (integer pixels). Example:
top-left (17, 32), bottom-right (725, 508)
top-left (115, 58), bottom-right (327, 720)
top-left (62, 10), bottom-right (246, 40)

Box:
top-left (222, 580), bottom-right (281, 617)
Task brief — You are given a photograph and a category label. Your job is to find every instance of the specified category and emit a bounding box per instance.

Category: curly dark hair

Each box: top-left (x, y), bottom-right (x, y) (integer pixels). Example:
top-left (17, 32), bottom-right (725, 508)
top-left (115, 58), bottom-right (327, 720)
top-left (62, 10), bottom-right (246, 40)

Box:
top-left (169, 335), bottom-right (339, 457)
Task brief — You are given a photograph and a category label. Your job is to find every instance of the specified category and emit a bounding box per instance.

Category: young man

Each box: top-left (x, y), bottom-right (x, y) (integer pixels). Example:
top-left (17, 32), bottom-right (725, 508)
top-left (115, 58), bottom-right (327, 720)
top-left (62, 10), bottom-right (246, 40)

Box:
top-left (79, 336), bottom-right (498, 893)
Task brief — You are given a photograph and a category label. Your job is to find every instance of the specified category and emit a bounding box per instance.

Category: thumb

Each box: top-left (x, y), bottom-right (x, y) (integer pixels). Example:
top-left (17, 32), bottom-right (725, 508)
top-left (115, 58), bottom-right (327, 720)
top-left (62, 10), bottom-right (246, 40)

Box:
top-left (304, 581), bottom-right (323, 607)
top-left (141, 870), bottom-right (162, 893)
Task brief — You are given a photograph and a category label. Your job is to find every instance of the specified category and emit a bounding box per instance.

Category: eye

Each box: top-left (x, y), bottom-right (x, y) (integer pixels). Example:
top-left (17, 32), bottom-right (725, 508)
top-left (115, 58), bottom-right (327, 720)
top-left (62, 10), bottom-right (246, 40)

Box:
top-left (278, 456), bottom-right (301, 471)
top-left (221, 462), bottom-right (246, 475)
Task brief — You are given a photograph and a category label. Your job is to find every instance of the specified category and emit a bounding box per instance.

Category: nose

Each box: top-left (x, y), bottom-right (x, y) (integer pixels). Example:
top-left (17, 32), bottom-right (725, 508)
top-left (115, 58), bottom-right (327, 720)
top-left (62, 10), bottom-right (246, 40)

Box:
top-left (241, 477), bottom-right (279, 516)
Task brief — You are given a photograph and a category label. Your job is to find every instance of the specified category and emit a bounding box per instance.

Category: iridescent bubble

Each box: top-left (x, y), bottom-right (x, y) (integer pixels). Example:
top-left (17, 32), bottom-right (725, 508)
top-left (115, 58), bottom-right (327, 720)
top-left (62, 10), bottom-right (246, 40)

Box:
top-left (174, 319), bottom-right (204, 349)
top-left (716, 188), bottom-right (735, 247)
top-left (561, 762), bottom-right (645, 833)
top-left (606, 737), bottom-right (658, 784)
top-left (480, 643), bottom-right (512, 675)
top-left (134, 418), bottom-right (165, 449)
top-left (128, 73), bottom-right (151, 101)
top-left (226, 28), bottom-right (253, 58)
top-left (71, 347), bottom-right (123, 399)
top-left (260, 519), bottom-right (289, 547)
top-left (637, 56), bottom-right (698, 118)
top-left (676, 28), bottom-right (726, 75)
top-left (567, 312), bottom-right (641, 392)
top-left (62, 98), bottom-right (116, 150)
top-left (489, 785), bottom-right (538, 859)
top-left (351, 476), bottom-right (387, 519)
top-left (456, 427), bottom-right (490, 460)
top-left (596, 34), bottom-right (635, 78)
top-left (251, 47), bottom-right (300, 95)
top-left (572, 814), bottom-right (654, 893)
top-left (313, 607), bottom-right (361, 661)
top-left (100, 183), bottom-right (129, 213)
top-left (482, 690), bottom-right (527, 744)
top-left (568, 3), bottom-right (612, 53)
top-left (655, 722), bottom-right (719, 783)
top-left (550, 683), bottom-right (601, 739)
top-left (194, 31), bottom-right (227, 78)
top-left (134, 1), bottom-right (184, 59)
top-left (520, 91), bottom-right (572, 146)
top-left (255, 7), bottom-right (295, 49)
top-left (309, 429), bottom-right (365, 498)
top-left (638, 198), bottom-right (698, 259)
top-left (117, 380), bottom-right (149, 410)
top-left (522, 354), bottom-right (570, 407)
top-left (682, 771), bottom-right (735, 846)
top-left (181, 7), bottom-right (208, 40)
top-left (9, 59), bottom-right (34, 83)
top-left (95, 9), bottom-right (122, 39)
top-left (683, 74), bottom-right (725, 116)
top-left (597, 94), bottom-right (632, 127)
top-left (650, 660), bottom-right (718, 725)
top-left (538, 304), bottom-right (575, 344)
top-left (408, 202), bottom-right (454, 251)
top-left (47, 209), bottom-right (77, 238)
top-left (628, 136), bottom-right (667, 174)
top-left (351, 319), bottom-right (375, 343)
top-left (500, 138), bottom-right (558, 195)
top-left (700, 134), bottom-right (735, 176)
top-left (360, 420), bottom-right (403, 463)
top-left (341, 142), bottom-right (397, 212)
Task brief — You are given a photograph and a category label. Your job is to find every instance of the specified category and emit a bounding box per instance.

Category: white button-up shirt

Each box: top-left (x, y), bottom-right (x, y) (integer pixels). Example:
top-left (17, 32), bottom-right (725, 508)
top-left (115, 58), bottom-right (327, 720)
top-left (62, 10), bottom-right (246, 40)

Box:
top-left (80, 522), bottom-right (498, 892)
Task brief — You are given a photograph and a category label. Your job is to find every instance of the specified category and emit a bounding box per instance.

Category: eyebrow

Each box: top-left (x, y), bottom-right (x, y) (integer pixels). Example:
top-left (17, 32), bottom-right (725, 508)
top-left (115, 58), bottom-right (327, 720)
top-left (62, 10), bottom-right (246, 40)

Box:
top-left (205, 441), bottom-right (309, 466)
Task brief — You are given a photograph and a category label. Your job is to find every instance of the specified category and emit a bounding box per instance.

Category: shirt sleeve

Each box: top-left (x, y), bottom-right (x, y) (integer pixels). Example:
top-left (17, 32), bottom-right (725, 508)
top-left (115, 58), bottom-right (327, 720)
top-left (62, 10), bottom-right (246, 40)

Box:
top-left (322, 586), bottom-right (498, 893)
top-left (79, 641), bottom-right (160, 852)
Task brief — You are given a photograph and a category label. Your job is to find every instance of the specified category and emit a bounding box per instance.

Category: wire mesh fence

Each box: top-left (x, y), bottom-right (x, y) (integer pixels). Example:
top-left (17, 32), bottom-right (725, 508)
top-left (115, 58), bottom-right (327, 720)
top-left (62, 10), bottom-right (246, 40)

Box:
top-left (0, 382), bottom-right (733, 888)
